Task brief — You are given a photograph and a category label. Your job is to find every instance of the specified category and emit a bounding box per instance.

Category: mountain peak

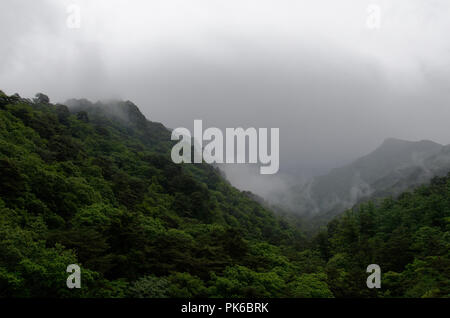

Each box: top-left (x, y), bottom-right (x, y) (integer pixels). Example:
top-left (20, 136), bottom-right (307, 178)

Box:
top-left (381, 137), bottom-right (411, 145)
top-left (378, 137), bottom-right (442, 151)
top-left (66, 98), bottom-right (148, 128)
top-left (366, 138), bottom-right (443, 167)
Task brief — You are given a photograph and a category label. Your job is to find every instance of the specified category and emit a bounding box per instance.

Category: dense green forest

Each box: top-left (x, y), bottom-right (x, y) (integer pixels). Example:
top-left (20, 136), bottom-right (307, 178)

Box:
top-left (0, 90), bottom-right (448, 297)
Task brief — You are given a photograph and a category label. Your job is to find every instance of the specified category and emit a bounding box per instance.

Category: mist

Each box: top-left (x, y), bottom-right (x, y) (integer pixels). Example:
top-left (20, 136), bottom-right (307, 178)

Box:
top-left (1, 0), bottom-right (450, 199)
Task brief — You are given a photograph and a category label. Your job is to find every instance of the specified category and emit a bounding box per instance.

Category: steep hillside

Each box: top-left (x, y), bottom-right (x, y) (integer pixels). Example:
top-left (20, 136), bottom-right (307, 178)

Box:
top-left (0, 91), bottom-right (315, 297)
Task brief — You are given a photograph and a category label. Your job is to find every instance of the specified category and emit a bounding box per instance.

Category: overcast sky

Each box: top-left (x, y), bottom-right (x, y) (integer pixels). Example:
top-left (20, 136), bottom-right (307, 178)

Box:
top-left (1, 0), bottom-right (450, 196)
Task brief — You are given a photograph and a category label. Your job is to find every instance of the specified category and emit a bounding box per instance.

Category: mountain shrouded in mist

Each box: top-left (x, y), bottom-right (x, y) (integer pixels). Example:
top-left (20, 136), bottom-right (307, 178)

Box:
top-left (288, 137), bottom-right (450, 225)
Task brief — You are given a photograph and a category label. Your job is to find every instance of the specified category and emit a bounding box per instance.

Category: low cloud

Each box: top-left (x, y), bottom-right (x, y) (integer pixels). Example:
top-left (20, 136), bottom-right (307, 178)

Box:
top-left (1, 0), bottom-right (450, 199)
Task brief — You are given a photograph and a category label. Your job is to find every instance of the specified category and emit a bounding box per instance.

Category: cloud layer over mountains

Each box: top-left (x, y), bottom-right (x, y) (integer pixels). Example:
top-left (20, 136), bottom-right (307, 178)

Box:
top-left (1, 0), bottom-right (450, 197)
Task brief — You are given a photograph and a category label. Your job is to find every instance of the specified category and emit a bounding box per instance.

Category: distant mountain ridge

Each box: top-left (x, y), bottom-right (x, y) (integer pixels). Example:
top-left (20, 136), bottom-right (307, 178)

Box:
top-left (292, 137), bottom-right (450, 223)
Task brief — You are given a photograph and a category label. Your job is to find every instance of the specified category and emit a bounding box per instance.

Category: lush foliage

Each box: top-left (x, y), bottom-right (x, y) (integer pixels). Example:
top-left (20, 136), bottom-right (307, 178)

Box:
top-left (0, 90), bottom-right (448, 298)
top-left (315, 176), bottom-right (450, 297)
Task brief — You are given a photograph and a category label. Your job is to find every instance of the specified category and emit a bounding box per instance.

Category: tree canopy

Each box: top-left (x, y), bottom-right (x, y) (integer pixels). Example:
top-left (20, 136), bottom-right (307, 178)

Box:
top-left (0, 90), bottom-right (448, 298)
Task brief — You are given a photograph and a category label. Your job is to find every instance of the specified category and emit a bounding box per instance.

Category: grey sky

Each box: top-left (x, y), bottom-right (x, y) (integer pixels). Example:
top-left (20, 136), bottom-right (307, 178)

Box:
top-left (1, 0), bottom-right (450, 196)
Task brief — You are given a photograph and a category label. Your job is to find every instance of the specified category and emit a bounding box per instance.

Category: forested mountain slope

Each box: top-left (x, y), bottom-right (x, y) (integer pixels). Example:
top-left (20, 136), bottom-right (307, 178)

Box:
top-left (0, 90), bottom-right (448, 298)
top-left (0, 90), bottom-right (311, 297)
top-left (315, 175), bottom-right (450, 297)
